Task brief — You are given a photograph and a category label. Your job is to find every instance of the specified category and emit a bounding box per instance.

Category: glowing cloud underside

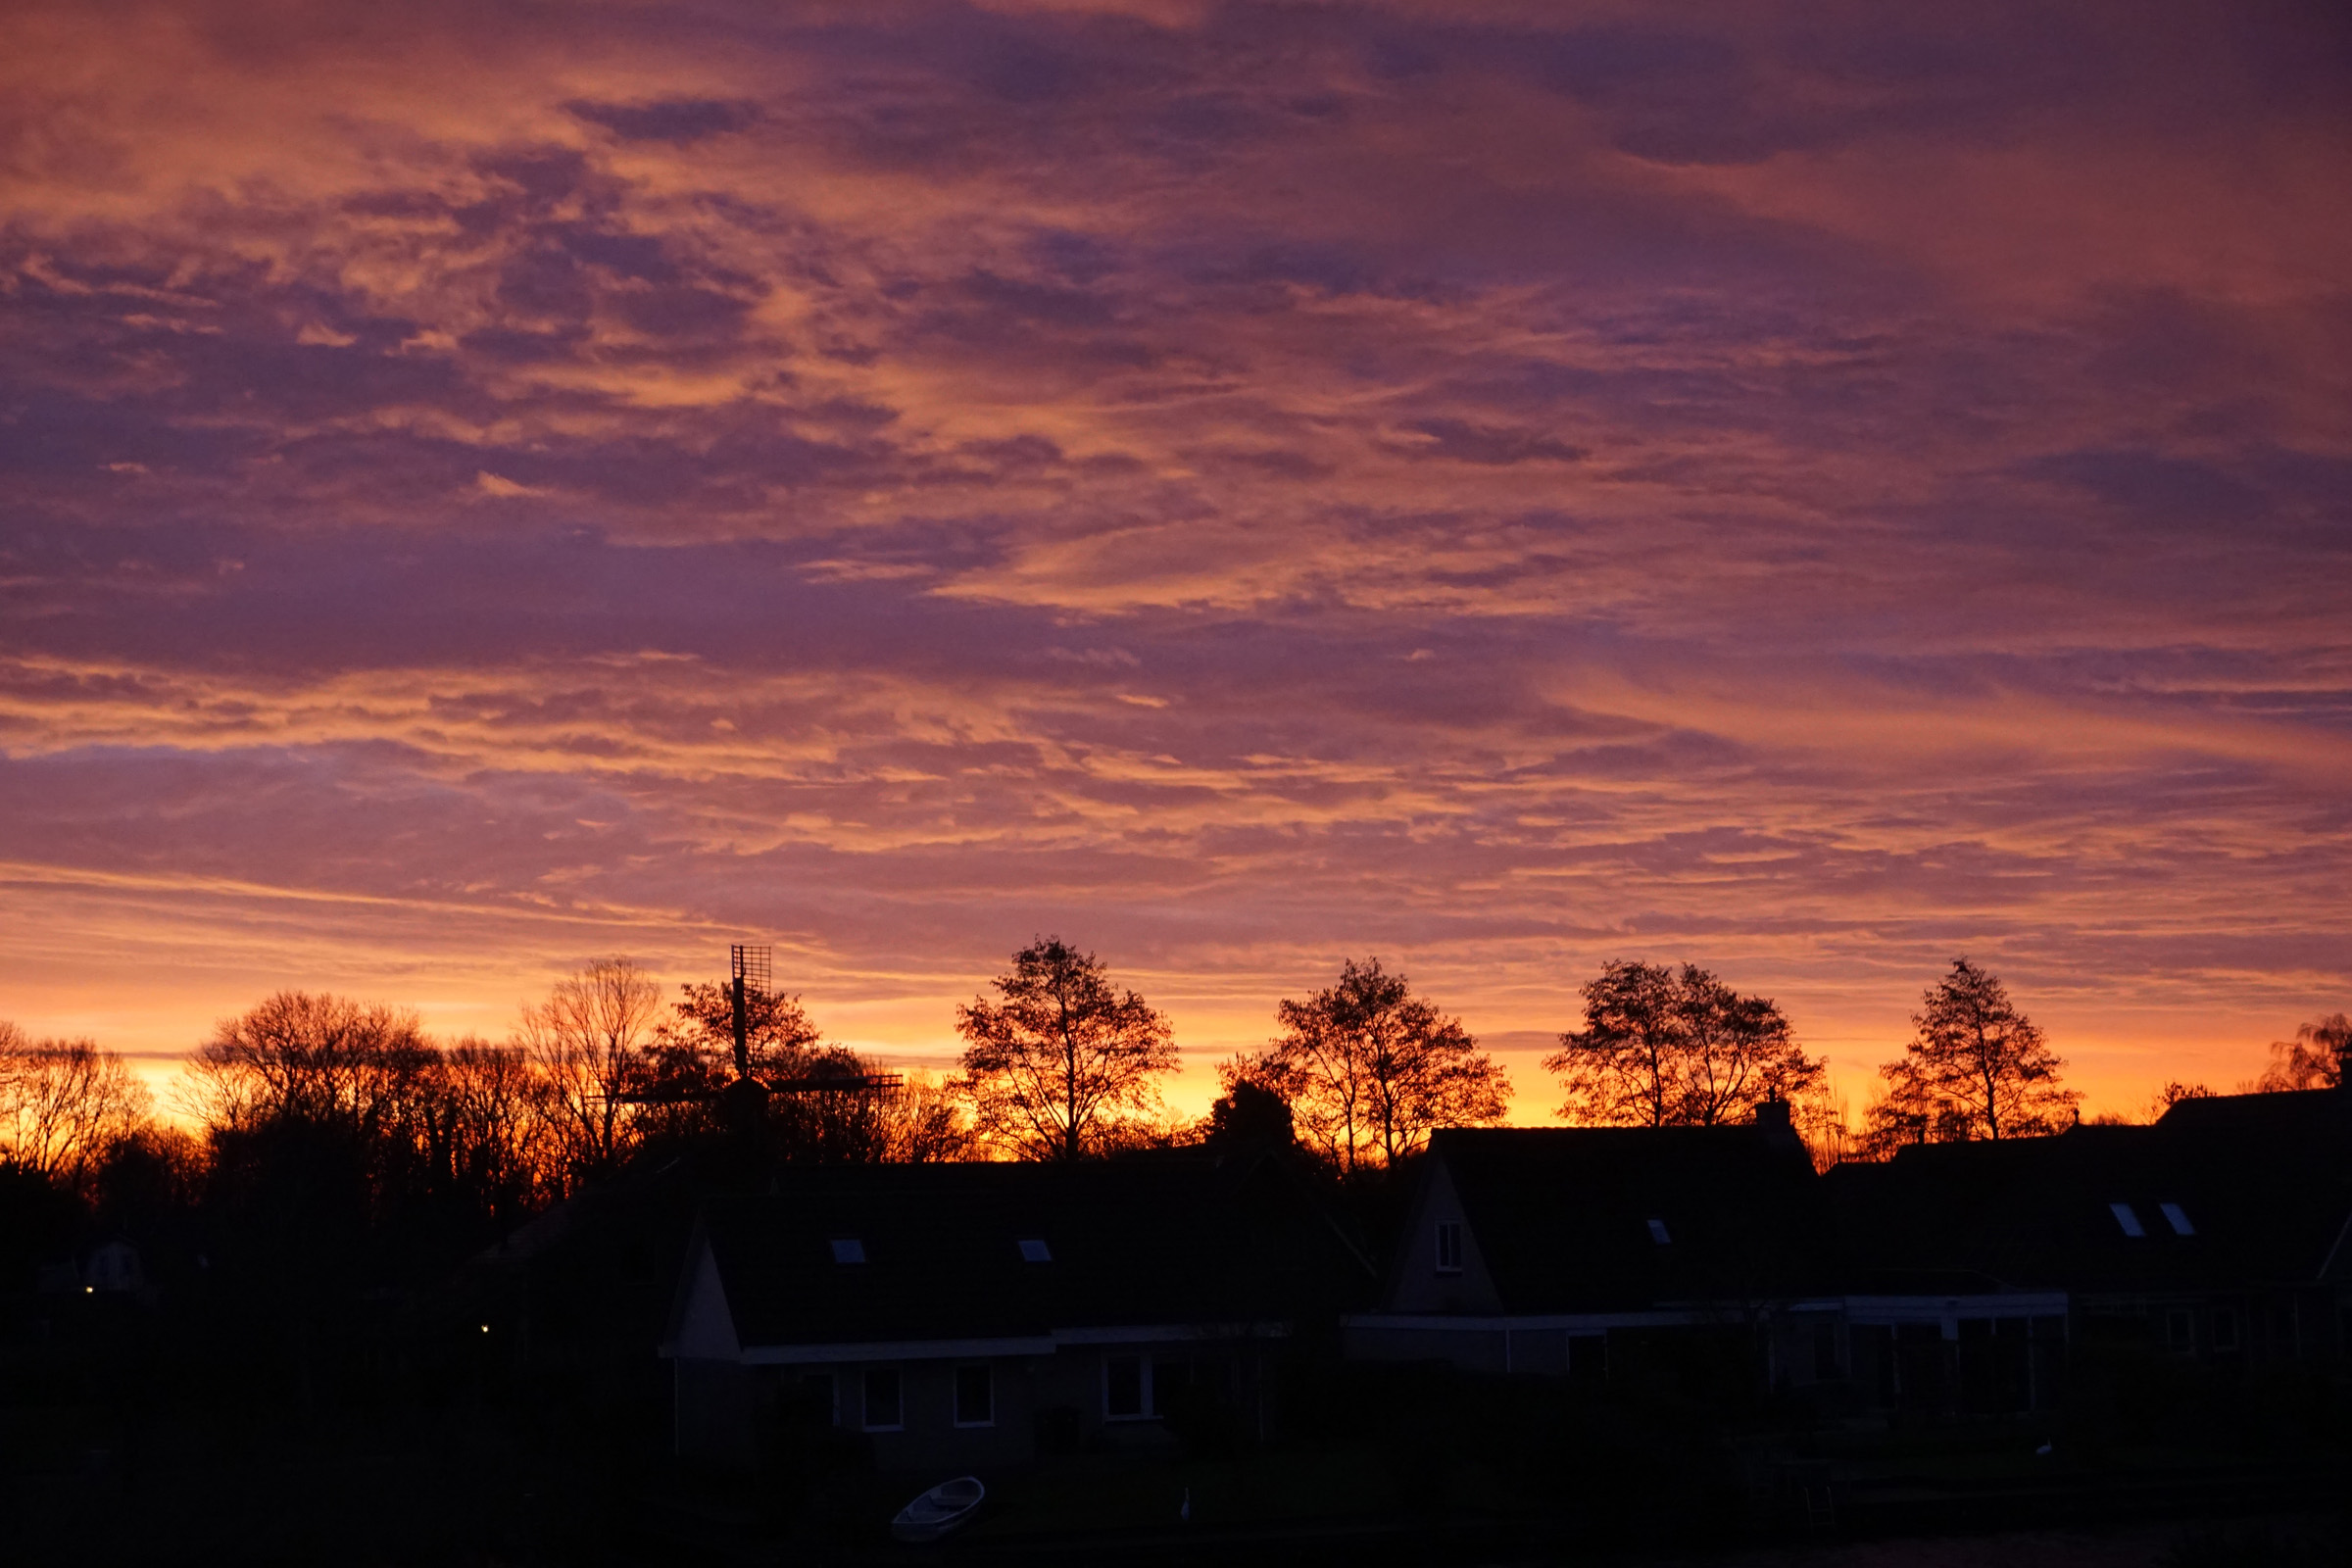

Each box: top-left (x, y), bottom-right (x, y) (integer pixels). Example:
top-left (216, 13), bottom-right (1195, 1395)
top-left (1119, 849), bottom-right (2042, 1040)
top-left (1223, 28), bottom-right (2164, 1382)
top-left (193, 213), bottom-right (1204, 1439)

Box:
top-left (2, 1), bottom-right (2347, 1116)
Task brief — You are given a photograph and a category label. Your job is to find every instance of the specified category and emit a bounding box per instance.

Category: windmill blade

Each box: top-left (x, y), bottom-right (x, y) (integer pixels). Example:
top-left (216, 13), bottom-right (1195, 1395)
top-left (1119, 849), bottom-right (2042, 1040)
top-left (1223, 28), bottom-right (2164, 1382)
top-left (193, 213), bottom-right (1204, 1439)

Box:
top-left (760, 1071), bottom-right (905, 1096)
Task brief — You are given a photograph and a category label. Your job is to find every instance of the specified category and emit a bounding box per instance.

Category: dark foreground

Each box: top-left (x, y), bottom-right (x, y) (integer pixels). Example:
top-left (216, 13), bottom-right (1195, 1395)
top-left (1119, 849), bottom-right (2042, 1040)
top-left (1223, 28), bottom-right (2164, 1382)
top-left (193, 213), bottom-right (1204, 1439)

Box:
top-left (5, 1358), bottom-right (2342, 1567)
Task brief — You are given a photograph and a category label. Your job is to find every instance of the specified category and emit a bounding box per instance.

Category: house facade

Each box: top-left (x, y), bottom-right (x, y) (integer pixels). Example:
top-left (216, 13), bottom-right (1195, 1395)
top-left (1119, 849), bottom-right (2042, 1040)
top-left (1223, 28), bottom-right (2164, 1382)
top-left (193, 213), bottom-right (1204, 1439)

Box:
top-left (662, 1153), bottom-right (1369, 1471)
top-left (662, 1088), bottom-right (2348, 1459)
top-left (1824, 1085), bottom-right (2352, 1389)
top-left (1347, 1089), bottom-right (2348, 1415)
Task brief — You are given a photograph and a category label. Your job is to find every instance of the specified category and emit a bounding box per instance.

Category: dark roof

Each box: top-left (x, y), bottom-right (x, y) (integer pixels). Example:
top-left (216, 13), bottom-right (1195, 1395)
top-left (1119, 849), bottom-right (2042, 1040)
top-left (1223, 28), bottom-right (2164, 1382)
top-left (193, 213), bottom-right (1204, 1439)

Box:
top-left (2155, 1085), bottom-right (2350, 1147)
top-left (1429, 1125), bottom-right (1824, 1312)
top-left (696, 1153), bottom-right (1370, 1348)
top-left (1825, 1089), bottom-right (2352, 1296)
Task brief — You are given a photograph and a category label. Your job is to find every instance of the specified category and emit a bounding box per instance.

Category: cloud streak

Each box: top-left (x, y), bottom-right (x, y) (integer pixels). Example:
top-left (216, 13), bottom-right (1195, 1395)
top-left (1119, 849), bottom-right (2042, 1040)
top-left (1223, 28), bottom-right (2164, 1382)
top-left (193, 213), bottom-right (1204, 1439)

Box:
top-left (1, 0), bottom-right (2346, 1113)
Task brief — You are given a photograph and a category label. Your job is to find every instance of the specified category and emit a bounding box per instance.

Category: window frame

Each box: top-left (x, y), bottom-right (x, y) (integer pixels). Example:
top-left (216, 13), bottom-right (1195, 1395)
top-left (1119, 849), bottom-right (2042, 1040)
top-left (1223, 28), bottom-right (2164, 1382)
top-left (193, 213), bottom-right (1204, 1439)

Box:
top-left (1434, 1219), bottom-right (1463, 1275)
top-left (861, 1365), bottom-right (905, 1431)
top-left (953, 1362), bottom-right (995, 1428)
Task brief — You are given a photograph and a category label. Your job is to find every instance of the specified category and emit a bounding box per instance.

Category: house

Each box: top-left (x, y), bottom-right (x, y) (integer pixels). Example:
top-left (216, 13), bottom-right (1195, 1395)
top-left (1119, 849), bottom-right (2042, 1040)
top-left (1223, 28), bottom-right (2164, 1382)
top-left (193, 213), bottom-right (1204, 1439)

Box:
top-left (661, 1152), bottom-right (1371, 1470)
top-left (1824, 1085), bottom-right (2352, 1385)
top-left (1347, 1087), bottom-right (2348, 1417)
top-left (1346, 1105), bottom-right (1905, 1394)
top-left (1345, 1105), bottom-right (2068, 1410)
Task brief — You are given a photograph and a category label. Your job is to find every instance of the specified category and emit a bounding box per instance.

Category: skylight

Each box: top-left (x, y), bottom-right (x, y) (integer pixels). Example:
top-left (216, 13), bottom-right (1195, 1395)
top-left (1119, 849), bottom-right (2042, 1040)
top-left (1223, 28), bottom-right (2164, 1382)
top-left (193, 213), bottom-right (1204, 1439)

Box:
top-left (2108, 1202), bottom-right (2145, 1238)
top-left (830, 1238), bottom-right (866, 1264)
top-left (1018, 1238), bottom-right (1053, 1263)
top-left (2160, 1202), bottom-right (2194, 1236)
top-left (1646, 1218), bottom-right (1672, 1246)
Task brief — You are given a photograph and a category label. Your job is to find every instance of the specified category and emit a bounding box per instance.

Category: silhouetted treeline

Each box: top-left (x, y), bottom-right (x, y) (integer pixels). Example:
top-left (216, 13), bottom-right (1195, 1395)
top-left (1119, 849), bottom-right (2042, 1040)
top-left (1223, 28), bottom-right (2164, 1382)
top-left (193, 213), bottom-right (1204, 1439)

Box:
top-left (4, 948), bottom-right (2346, 1298)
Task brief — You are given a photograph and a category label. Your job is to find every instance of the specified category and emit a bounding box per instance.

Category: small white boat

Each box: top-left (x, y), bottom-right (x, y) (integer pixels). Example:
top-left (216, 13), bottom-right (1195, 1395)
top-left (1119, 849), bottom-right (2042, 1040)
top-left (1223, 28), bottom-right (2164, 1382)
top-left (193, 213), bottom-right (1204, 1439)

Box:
top-left (890, 1475), bottom-right (985, 1544)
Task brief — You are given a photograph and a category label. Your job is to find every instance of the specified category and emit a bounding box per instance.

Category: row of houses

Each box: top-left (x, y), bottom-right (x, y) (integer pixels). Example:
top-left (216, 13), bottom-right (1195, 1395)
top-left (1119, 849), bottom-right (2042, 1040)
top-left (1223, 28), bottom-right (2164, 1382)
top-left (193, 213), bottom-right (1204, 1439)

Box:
top-left (661, 1086), bottom-right (2352, 1472)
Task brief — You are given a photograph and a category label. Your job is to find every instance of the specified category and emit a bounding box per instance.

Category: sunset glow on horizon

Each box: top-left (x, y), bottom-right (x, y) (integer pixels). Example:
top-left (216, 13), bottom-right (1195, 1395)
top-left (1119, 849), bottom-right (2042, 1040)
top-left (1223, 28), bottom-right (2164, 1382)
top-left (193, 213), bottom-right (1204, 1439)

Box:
top-left (3, 1), bottom-right (2347, 1125)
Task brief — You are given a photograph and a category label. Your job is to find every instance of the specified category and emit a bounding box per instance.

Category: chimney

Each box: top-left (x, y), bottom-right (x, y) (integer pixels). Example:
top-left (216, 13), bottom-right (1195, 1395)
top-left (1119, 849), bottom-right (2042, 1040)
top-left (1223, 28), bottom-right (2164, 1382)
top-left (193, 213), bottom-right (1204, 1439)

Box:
top-left (1753, 1096), bottom-right (1800, 1152)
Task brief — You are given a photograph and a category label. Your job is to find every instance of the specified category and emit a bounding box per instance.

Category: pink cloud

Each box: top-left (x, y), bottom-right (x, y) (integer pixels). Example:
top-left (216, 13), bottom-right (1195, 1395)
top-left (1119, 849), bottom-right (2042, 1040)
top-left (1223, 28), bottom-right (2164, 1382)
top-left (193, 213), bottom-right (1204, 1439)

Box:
top-left (1, 0), bottom-right (2346, 1119)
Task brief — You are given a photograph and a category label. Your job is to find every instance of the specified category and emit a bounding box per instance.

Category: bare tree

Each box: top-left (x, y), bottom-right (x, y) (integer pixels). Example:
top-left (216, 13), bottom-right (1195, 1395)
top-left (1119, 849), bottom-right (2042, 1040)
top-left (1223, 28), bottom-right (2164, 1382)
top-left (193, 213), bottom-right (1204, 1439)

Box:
top-left (1241, 956), bottom-right (1510, 1177)
top-left (0, 1023), bottom-right (153, 1190)
top-left (519, 957), bottom-right (663, 1185)
top-left (182, 991), bottom-right (433, 1142)
top-left (426, 1036), bottom-right (553, 1225)
top-left (872, 1068), bottom-right (976, 1162)
top-left (956, 937), bottom-right (1178, 1162)
top-left (768, 1049), bottom-right (985, 1162)
top-left (1864, 958), bottom-right (2078, 1152)
top-left (1544, 960), bottom-right (1824, 1128)
top-left (2250, 1011), bottom-right (2349, 1093)
top-left (1544, 960), bottom-right (1679, 1127)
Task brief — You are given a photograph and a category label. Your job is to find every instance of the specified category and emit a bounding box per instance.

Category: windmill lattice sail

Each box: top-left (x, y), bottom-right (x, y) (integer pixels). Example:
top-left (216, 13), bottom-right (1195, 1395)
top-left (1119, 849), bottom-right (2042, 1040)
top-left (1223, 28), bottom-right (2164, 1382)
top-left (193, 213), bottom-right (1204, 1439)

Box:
top-left (620, 943), bottom-right (901, 1103)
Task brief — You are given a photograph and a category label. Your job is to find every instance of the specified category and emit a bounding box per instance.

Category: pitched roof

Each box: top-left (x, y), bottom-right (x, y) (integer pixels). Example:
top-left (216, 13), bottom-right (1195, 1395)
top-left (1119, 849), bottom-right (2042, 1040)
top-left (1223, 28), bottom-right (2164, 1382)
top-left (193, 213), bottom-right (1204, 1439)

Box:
top-left (1427, 1124), bottom-right (1824, 1313)
top-left (1825, 1089), bottom-right (2352, 1295)
top-left (693, 1153), bottom-right (1369, 1349)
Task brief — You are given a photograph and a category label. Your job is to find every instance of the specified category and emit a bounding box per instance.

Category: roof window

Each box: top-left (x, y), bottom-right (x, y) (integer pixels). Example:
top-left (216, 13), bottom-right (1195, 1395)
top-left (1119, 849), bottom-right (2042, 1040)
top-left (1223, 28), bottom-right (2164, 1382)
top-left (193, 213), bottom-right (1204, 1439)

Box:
top-left (830, 1238), bottom-right (866, 1264)
top-left (1018, 1238), bottom-right (1053, 1263)
top-left (1646, 1218), bottom-right (1672, 1246)
top-left (2108, 1202), bottom-right (2145, 1238)
top-left (2159, 1202), bottom-right (2194, 1236)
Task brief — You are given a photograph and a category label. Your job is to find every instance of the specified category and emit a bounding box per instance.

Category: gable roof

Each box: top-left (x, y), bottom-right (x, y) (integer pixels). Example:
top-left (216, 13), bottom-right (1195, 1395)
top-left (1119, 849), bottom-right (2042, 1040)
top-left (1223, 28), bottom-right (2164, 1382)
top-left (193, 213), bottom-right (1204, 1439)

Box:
top-left (1423, 1125), bottom-right (1824, 1313)
top-left (684, 1153), bottom-right (1370, 1352)
top-left (1825, 1089), bottom-right (2352, 1295)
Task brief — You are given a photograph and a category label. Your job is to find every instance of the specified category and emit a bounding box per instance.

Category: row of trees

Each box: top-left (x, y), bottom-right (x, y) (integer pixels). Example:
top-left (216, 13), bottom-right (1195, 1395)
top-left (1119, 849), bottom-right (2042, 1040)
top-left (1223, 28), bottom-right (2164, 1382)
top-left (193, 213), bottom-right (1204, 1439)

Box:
top-left (1536, 956), bottom-right (2339, 1155)
top-left (5, 947), bottom-right (2346, 1229)
top-left (957, 943), bottom-right (1514, 1173)
top-left (945, 946), bottom-right (2114, 1171)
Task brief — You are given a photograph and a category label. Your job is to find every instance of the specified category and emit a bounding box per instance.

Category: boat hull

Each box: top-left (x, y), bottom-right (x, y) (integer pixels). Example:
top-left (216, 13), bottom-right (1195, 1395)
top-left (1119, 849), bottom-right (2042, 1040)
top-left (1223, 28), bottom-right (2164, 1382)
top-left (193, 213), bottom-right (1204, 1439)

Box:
top-left (890, 1476), bottom-right (986, 1544)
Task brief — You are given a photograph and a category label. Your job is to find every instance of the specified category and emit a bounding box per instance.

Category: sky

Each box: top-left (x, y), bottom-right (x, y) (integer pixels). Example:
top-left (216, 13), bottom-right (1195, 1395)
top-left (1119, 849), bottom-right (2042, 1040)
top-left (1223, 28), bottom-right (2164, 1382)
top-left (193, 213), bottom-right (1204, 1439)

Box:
top-left (2, 0), bottom-right (2347, 1125)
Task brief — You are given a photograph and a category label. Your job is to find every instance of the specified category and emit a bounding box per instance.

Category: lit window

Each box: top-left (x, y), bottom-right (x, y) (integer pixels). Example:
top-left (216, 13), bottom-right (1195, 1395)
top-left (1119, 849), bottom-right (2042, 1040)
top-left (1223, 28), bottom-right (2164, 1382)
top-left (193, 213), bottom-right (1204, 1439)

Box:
top-left (831, 1238), bottom-right (866, 1264)
top-left (1018, 1238), bottom-right (1053, 1263)
top-left (2108, 1203), bottom-right (2145, 1238)
top-left (2159, 1202), bottom-right (2194, 1236)
top-left (1435, 1220), bottom-right (1463, 1274)
top-left (1646, 1218), bottom-right (1672, 1246)
top-left (862, 1367), bottom-right (903, 1429)
top-left (1104, 1355), bottom-right (1146, 1420)
top-left (955, 1364), bottom-right (994, 1427)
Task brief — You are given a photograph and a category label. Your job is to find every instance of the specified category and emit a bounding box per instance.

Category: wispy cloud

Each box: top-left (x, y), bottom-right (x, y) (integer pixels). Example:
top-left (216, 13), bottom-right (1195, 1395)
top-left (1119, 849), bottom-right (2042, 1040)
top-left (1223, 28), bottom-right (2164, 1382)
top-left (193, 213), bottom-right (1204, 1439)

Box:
top-left (1, 0), bottom-right (2346, 1112)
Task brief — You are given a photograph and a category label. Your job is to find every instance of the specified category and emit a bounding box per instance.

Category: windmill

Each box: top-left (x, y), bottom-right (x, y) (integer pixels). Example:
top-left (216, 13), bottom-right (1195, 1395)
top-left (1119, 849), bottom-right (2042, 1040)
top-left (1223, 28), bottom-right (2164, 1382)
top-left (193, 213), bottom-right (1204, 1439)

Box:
top-left (623, 944), bottom-right (901, 1124)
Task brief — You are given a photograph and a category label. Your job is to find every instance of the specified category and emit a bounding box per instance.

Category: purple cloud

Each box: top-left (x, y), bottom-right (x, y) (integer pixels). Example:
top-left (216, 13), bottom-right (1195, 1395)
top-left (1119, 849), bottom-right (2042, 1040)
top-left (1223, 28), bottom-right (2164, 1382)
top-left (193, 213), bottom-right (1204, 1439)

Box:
top-left (0, 0), bottom-right (2346, 1113)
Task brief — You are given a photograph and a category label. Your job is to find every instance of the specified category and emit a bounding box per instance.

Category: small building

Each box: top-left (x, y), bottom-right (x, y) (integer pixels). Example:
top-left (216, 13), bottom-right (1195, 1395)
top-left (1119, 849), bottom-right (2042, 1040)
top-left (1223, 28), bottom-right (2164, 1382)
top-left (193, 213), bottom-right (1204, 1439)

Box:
top-left (1347, 1108), bottom-right (2070, 1411)
top-left (1825, 1085), bottom-right (2352, 1382)
top-left (1344, 1107), bottom-right (1870, 1395)
top-left (662, 1153), bottom-right (1370, 1471)
top-left (80, 1240), bottom-right (147, 1296)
